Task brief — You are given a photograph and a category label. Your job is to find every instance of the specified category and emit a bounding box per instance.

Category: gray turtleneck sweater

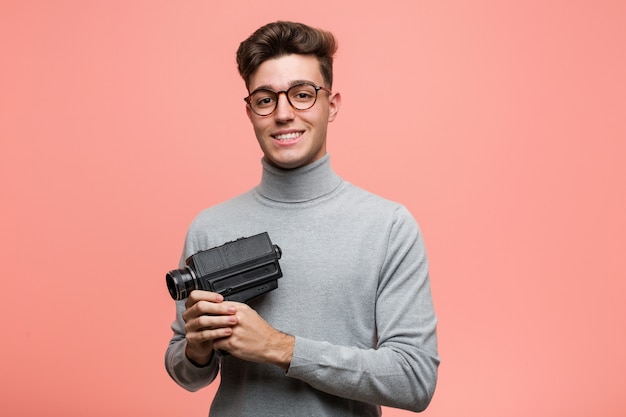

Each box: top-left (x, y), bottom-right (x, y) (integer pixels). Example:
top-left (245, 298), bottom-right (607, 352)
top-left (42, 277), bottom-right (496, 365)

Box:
top-left (165, 155), bottom-right (439, 416)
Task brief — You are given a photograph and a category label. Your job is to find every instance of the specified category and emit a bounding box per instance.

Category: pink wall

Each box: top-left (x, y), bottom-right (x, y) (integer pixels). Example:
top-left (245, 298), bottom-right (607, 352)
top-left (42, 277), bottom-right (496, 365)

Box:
top-left (1, 1), bottom-right (625, 415)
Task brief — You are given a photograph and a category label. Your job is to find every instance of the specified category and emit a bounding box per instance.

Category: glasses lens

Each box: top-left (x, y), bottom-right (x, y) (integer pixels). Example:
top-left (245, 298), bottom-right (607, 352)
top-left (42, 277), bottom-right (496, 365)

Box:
top-left (287, 84), bottom-right (318, 110)
top-left (249, 90), bottom-right (278, 116)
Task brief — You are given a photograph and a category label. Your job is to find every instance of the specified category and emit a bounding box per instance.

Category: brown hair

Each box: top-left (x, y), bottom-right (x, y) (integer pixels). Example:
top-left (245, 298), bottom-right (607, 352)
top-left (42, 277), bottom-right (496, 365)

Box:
top-left (236, 21), bottom-right (338, 90)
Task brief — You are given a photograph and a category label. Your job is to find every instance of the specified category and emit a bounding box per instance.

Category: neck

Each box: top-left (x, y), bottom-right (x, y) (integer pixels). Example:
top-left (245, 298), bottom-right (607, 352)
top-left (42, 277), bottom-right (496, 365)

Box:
top-left (257, 154), bottom-right (342, 203)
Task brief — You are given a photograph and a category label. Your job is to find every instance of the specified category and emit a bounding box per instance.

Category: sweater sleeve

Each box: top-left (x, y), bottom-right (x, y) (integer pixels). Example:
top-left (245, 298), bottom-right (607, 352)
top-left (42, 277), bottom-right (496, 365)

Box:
top-left (285, 207), bottom-right (439, 412)
top-left (164, 298), bottom-right (220, 391)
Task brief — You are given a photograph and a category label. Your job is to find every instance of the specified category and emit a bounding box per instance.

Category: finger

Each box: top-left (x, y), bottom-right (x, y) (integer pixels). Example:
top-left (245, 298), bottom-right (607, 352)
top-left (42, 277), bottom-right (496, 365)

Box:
top-left (222, 301), bottom-right (248, 312)
top-left (186, 313), bottom-right (238, 333)
top-left (187, 326), bottom-right (233, 344)
top-left (183, 299), bottom-right (236, 323)
top-left (185, 290), bottom-right (224, 309)
top-left (193, 300), bottom-right (238, 317)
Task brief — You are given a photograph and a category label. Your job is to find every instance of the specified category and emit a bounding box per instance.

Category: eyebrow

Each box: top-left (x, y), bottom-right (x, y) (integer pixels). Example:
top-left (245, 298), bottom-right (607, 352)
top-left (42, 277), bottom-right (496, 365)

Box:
top-left (250, 79), bottom-right (318, 93)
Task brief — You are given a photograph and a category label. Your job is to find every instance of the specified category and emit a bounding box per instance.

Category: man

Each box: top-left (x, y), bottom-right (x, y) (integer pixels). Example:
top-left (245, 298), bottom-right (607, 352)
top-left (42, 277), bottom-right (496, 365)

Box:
top-left (165, 21), bottom-right (439, 416)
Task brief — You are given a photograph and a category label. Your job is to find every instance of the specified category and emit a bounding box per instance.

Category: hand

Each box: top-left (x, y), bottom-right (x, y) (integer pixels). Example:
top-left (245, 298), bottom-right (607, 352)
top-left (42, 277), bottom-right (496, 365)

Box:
top-left (213, 302), bottom-right (295, 371)
top-left (182, 290), bottom-right (238, 366)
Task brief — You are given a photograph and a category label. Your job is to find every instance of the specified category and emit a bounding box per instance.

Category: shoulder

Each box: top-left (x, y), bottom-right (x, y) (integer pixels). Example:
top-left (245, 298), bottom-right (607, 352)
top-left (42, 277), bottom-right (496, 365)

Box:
top-left (191, 192), bottom-right (252, 223)
top-left (343, 182), bottom-right (415, 219)
top-left (184, 191), bottom-right (256, 251)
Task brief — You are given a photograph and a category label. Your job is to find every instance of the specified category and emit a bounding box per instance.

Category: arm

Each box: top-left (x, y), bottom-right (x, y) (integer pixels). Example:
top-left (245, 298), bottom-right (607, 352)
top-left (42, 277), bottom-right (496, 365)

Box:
top-left (164, 292), bottom-right (237, 391)
top-left (286, 208), bottom-right (439, 411)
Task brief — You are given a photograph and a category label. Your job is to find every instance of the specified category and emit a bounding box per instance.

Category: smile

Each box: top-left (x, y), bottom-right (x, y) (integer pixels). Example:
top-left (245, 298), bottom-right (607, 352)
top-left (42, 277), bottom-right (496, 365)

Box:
top-left (273, 132), bottom-right (303, 141)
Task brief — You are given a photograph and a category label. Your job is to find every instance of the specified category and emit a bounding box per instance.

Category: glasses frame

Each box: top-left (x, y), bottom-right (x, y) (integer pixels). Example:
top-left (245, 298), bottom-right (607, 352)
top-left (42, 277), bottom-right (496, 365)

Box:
top-left (244, 82), bottom-right (332, 116)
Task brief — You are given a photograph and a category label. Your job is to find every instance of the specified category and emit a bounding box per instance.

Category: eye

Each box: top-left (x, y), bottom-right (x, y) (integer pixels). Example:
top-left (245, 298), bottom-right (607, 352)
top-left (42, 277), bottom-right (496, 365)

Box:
top-left (251, 91), bottom-right (277, 108)
top-left (257, 97), bottom-right (274, 106)
top-left (289, 85), bottom-right (316, 102)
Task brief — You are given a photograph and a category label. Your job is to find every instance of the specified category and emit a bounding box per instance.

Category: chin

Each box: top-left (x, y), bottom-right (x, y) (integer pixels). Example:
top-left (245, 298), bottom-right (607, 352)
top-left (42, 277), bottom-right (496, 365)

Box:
top-left (268, 159), bottom-right (303, 170)
top-left (265, 155), bottom-right (308, 170)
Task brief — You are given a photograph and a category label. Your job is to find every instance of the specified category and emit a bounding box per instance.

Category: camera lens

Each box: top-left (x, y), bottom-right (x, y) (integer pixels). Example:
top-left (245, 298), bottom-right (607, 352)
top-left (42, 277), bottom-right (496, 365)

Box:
top-left (165, 268), bottom-right (196, 300)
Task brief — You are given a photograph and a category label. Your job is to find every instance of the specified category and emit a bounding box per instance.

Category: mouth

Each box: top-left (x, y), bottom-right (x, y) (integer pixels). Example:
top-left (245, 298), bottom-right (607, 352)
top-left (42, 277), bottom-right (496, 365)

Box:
top-left (272, 131), bottom-right (303, 143)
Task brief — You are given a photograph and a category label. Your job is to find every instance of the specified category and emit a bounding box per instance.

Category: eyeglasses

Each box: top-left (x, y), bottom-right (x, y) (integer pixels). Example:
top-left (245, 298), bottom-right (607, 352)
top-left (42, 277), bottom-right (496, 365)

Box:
top-left (244, 82), bottom-right (332, 116)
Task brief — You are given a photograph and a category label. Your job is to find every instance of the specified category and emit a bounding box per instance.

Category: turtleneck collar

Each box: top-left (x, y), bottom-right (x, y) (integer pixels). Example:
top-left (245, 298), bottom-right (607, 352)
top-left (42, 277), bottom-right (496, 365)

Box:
top-left (256, 154), bottom-right (343, 203)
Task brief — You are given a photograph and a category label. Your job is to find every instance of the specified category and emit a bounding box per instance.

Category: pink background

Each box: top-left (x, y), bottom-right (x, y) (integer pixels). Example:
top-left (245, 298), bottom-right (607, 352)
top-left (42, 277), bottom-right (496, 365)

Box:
top-left (1, 1), bottom-right (625, 416)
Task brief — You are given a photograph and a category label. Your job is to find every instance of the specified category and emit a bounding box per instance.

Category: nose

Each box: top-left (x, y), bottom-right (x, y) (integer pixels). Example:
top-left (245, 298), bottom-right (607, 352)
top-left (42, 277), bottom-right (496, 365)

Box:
top-left (273, 92), bottom-right (295, 122)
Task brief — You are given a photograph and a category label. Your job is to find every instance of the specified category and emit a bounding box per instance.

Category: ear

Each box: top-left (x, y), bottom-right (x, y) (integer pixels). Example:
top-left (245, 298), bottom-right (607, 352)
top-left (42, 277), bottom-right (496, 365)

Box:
top-left (327, 91), bottom-right (341, 122)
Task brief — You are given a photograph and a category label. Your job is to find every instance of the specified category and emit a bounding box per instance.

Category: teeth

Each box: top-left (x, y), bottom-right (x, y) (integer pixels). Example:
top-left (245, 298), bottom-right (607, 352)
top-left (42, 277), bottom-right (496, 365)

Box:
top-left (274, 132), bottom-right (301, 141)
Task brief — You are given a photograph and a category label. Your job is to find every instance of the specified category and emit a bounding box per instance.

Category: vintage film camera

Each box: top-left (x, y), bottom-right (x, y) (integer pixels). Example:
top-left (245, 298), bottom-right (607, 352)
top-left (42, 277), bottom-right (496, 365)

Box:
top-left (166, 232), bottom-right (282, 302)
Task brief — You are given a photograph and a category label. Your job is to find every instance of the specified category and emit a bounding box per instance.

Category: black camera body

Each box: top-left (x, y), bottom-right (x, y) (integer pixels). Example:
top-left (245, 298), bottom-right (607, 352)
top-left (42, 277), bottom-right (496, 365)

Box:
top-left (166, 232), bottom-right (283, 302)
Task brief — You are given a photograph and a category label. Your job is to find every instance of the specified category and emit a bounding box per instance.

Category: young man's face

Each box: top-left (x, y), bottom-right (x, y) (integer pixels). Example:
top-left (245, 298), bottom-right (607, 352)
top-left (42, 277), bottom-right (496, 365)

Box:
top-left (245, 54), bottom-right (341, 170)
